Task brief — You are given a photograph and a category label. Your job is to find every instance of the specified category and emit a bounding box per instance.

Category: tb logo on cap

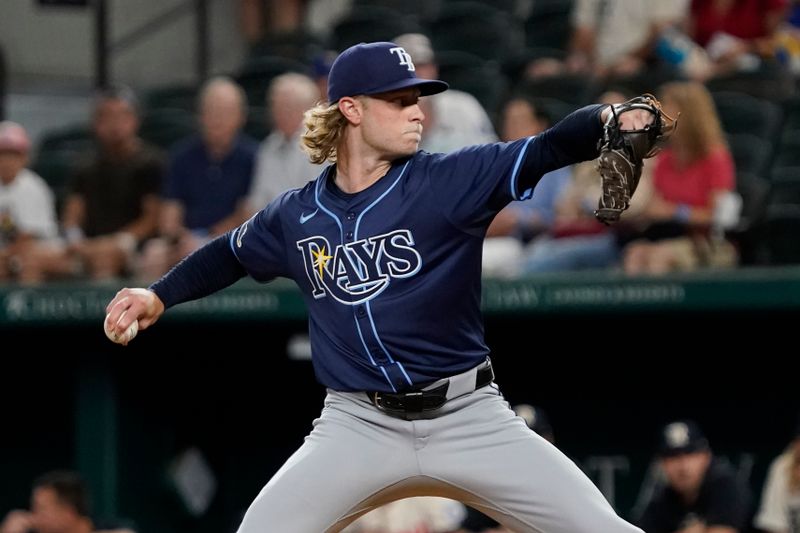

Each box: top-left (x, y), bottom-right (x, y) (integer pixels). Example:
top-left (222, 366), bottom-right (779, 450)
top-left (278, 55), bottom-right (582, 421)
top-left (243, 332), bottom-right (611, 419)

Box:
top-left (390, 47), bottom-right (415, 72)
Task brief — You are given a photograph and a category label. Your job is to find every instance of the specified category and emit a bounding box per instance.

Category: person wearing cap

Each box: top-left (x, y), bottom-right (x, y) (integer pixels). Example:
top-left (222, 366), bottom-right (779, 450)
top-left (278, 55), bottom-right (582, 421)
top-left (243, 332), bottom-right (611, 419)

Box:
top-left (105, 41), bottom-right (655, 532)
top-left (0, 121), bottom-right (59, 281)
top-left (392, 33), bottom-right (498, 154)
top-left (636, 420), bottom-right (752, 533)
top-left (754, 415), bottom-right (800, 533)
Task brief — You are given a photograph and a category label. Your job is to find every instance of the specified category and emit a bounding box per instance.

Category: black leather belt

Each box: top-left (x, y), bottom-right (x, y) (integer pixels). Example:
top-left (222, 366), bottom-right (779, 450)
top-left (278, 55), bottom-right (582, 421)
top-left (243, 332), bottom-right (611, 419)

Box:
top-left (367, 362), bottom-right (495, 414)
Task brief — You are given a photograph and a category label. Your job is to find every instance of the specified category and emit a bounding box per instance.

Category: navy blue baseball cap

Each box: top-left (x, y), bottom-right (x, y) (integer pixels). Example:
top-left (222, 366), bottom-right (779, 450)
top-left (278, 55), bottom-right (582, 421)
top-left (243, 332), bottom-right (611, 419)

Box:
top-left (657, 420), bottom-right (710, 457)
top-left (327, 41), bottom-right (449, 103)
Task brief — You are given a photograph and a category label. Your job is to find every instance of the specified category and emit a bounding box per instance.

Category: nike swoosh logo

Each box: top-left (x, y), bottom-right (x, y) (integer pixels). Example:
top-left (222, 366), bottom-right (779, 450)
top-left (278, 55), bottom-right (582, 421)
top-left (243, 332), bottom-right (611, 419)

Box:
top-left (299, 209), bottom-right (318, 224)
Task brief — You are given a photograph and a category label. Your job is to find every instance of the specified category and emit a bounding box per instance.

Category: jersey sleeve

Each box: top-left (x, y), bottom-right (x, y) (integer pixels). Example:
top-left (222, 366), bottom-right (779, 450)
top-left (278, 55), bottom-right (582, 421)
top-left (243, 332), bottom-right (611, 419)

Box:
top-left (427, 105), bottom-right (603, 233)
top-left (426, 137), bottom-right (534, 233)
top-left (228, 191), bottom-right (291, 282)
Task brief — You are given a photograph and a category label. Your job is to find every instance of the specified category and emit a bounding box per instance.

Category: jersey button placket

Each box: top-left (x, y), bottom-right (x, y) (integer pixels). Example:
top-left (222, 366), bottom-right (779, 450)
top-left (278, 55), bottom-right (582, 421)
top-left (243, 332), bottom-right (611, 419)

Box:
top-left (345, 210), bottom-right (383, 362)
top-left (345, 211), bottom-right (356, 241)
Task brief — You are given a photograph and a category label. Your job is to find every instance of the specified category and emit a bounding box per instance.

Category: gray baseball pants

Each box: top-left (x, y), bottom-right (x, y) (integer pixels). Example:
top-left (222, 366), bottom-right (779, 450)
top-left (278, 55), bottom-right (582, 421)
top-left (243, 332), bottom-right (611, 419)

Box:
top-left (236, 377), bottom-right (644, 533)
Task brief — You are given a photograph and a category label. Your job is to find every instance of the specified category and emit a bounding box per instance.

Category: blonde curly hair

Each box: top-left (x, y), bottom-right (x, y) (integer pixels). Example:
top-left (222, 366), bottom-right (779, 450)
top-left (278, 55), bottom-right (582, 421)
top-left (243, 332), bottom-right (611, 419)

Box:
top-left (301, 102), bottom-right (348, 164)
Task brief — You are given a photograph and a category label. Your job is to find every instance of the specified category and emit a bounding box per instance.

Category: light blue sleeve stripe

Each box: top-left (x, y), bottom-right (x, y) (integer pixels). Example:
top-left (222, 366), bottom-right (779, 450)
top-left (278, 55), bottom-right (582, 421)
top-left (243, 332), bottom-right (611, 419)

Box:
top-left (314, 176), bottom-right (344, 241)
top-left (509, 136), bottom-right (534, 201)
top-left (228, 229), bottom-right (241, 260)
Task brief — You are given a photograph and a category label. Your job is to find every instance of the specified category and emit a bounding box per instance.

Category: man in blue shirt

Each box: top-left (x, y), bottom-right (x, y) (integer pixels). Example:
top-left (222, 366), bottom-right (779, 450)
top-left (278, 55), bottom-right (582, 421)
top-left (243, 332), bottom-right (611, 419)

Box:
top-left (105, 41), bottom-right (653, 533)
top-left (138, 77), bottom-right (257, 280)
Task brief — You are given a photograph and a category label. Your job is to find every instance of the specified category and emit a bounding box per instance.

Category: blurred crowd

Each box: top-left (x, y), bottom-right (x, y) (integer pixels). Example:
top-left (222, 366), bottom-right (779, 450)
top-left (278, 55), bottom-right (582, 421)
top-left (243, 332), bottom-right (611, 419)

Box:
top-left (3, 0), bottom-right (800, 284)
top-left (1, 2), bottom-right (799, 532)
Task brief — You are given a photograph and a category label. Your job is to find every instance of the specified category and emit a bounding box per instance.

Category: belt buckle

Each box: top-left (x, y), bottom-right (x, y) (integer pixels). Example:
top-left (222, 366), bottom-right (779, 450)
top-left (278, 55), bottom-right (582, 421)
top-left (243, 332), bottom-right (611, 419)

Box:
top-left (403, 391), bottom-right (424, 413)
top-left (371, 391), bottom-right (427, 414)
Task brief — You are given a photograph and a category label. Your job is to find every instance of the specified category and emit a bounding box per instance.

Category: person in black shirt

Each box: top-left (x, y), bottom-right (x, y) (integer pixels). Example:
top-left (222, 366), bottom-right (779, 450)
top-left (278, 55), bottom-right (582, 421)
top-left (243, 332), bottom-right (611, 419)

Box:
top-left (637, 420), bottom-right (752, 533)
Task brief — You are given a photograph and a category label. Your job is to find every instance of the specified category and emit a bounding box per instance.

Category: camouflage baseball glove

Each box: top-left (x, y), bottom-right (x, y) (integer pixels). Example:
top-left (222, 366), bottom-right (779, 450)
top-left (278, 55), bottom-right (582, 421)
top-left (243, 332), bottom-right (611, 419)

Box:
top-left (594, 94), bottom-right (677, 225)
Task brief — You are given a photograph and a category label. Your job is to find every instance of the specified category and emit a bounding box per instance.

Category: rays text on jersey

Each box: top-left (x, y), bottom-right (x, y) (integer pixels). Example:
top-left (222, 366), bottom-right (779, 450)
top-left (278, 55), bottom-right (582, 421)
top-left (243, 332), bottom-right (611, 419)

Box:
top-left (296, 229), bottom-right (422, 304)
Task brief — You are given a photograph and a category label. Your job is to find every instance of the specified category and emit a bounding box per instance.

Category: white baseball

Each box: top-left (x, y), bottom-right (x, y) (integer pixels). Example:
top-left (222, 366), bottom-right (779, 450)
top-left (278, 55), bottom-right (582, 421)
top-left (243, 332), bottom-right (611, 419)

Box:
top-left (104, 310), bottom-right (139, 344)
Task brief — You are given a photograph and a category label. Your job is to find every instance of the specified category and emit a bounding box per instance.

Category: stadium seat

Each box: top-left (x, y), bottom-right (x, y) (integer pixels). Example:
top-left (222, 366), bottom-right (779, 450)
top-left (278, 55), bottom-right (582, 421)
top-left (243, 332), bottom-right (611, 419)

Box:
top-left (429, 1), bottom-right (523, 62)
top-left (762, 204), bottom-right (800, 264)
top-left (330, 6), bottom-right (422, 52)
top-left (244, 106), bottom-right (270, 140)
top-left (435, 51), bottom-right (509, 117)
top-left (32, 148), bottom-right (79, 212)
top-left (769, 166), bottom-right (800, 206)
top-left (726, 133), bottom-right (773, 176)
top-left (712, 91), bottom-right (783, 139)
top-left (525, 0), bottom-right (574, 50)
top-left (515, 74), bottom-right (596, 106)
top-left (138, 108), bottom-right (197, 150)
top-left (235, 55), bottom-right (309, 107)
top-left (143, 84), bottom-right (198, 114)
top-left (248, 29), bottom-right (324, 64)
top-left (38, 124), bottom-right (93, 153)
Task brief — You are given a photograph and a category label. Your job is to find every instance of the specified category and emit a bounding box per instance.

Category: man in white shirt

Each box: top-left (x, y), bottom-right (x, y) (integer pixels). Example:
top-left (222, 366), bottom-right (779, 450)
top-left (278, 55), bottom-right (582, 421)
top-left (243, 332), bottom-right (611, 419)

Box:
top-left (0, 121), bottom-right (59, 281)
top-left (244, 72), bottom-right (322, 215)
top-left (567, 0), bottom-right (689, 78)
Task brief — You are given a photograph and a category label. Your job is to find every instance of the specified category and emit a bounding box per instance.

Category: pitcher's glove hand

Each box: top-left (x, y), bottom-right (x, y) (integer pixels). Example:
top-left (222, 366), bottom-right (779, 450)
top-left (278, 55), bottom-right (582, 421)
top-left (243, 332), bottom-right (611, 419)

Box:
top-left (595, 94), bottom-right (677, 224)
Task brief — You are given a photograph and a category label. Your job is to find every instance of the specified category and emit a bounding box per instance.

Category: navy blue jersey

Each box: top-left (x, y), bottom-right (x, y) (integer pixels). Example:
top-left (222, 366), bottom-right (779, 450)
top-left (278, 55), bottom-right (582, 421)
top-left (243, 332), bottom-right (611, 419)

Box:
top-left (231, 105), bottom-right (603, 392)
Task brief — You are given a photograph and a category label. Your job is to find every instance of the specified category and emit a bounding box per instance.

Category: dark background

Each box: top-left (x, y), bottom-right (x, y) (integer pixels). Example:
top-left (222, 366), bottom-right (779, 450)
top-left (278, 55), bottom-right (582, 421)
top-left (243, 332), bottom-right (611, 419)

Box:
top-left (2, 310), bottom-right (797, 533)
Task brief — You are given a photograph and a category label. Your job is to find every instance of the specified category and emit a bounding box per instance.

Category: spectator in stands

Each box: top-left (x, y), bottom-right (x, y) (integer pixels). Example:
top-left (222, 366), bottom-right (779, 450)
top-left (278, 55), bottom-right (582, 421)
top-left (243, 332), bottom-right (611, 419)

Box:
top-left (0, 121), bottom-right (59, 282)
top-left (482, 95), bottom-right (571, 277)
top-left (19, 85), bottom-right (164, 282)
top-left (0, 470), bottom-right (135, 533)
top-left (558, 0), bottom-right (688, 80)
top-left (636, 420), bottom-right (752, 533)
top-left (518, 90), bottom-right (654, 274)
top-left (689, 0), bottom-right (789, 77)
top-left (754, 415), bottom-right (800, 533)
top-left (392, 33), bottom-right (498, 154)
top-left (243, 72), bottom-right (320, 216)
top-left (138, 77), bottom-right (256, 280)
top-left (490, 96), bottom-right (569, 237)
top-left (622, 81), bottom-right (738, 275)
